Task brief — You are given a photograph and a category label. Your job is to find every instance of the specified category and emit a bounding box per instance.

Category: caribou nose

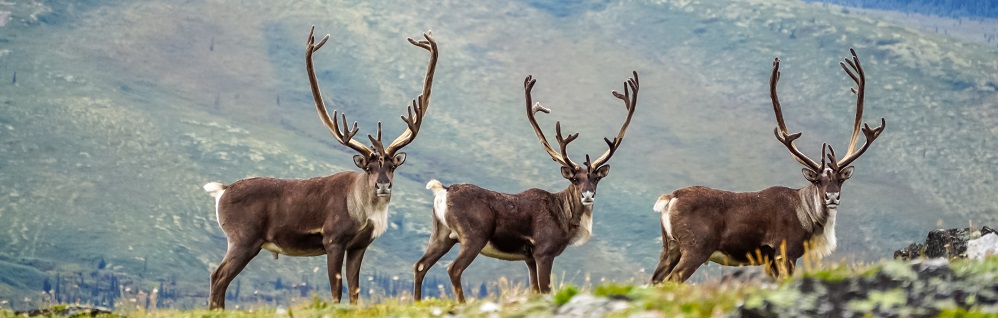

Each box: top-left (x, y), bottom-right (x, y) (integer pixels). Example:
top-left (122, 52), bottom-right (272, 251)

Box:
top-left (581, 191), bottom-right (595, 206)
top-left (376, 182), bottom-right (392, 196)
top-left (825, 192), bottom-right (840, 205)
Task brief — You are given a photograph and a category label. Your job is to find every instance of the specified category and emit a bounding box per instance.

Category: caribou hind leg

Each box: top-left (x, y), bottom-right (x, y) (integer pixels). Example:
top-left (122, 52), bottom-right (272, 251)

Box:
top-left (525, 258), bottom-right (540, 292)
top-left (651, 236), bottom-right (681, 284)
top-left (413, 221), bottom-right (457, 301)
top-left (446, 237), bottom-right (488, 303)
top-left (209, 242), bottom-right (261, 309)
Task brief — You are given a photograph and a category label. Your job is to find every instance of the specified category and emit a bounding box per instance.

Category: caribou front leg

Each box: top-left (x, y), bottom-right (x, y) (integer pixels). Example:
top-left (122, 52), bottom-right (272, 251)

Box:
top-left (345, 247), bottom-right (368, 304)
top-left (325, 243), bottom-right (347, 303)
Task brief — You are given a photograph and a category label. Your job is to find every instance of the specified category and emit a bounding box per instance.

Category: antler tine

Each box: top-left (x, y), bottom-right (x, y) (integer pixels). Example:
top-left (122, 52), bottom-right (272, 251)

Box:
top-left (770, 56), bottom-right (823, 170)
top-left (836, 118), bottom-right (885, 168)
top-left (826, 144), bottom-right (839, 171)
top-left (771, 58), bottom-right (791, 135)
top-left (385, 30), bottom-right (438, 156)
top-left (524, 76), bottom-right (577, 168)
top-left (555, 121), bottom-right (580, 169)
top-left (367, 122), bottom-right (386, 156)
top-left (820, 143), bottom-right (829, 171)
top-left (590, 71), bottom-right (639, 169)
top-left (839, 48), bottom-right (866, 158)
top-left (773, 128), bottom-right (823, 172)
top-left (306, 26), bottom-right (373, 157)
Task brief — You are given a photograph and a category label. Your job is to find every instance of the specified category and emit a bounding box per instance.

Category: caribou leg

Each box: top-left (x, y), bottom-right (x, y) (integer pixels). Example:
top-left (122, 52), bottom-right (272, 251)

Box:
top-left (651, 236), bottom-right (681, 284)
top-left (209, 242), bottom-right (261, 309)
top-left (413, 234), bottom-right (457, 301)
top-left (344, 247), bottom-right (368, 304)
top-left (525, 258), bottom-right (540, 292)
top-left (324, 243), bottom-right (347, 303)
top-left (447, 238), bottom-right (487, 303)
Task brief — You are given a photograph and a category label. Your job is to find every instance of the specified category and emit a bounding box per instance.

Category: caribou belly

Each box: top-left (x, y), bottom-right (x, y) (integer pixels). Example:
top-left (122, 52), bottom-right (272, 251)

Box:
top-left (707, 251), bottom-right (753, 266)
top-left (480, 243), bottom-right (527, 261)
top-left (261, 242), bottom-right (325, 257)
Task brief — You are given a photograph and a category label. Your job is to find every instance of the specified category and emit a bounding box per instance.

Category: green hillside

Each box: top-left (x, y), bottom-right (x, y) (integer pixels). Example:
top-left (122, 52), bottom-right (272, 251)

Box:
top-left (0, 0), bottom-right (994, 310)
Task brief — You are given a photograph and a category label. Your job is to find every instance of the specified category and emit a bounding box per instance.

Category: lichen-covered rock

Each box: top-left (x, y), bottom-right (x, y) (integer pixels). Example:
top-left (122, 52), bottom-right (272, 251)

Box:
top-left (737, 259), bottom-right (998, 317)
top-left (925, 228), bottom-right (973, 258)
top-left (894, 226), bottom-right (995, 260)
top-left (15, 305), bottom-right (113, 317)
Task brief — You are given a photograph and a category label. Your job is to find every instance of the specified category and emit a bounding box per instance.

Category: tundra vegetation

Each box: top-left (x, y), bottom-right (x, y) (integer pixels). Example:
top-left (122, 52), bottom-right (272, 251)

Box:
top-left (0, 0), bottom-right (995, 314)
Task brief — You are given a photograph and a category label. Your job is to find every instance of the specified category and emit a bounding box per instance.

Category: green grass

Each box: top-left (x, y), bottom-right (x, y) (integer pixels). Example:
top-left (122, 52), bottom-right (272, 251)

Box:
top-left (1, 0), bottom-right (997, 310)
top-left (9, 257), bottom-right (991, 317)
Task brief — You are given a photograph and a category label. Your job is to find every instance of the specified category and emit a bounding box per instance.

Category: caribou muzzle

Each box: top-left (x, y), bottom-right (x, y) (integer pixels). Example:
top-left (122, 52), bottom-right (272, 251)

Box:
top-left (376, 182), bottom-right (392, 196)
top-left (581, 191), bottom-right (595, 206)
top-left (824, 191), bottom-right (840, 208)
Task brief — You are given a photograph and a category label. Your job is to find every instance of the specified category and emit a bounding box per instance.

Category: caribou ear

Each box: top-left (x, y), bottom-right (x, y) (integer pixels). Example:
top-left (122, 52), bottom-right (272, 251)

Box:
top-left (593, 165), bottom-right (610, 178)
top-left (561, 166), bottom-right (575, 179)
top-left (393, 152), bottom-right (407, 166)
top-left (839, 166), bottom-right (855, 181)
top-left (353, 155), bottom-right (368, 169)
top-left (802, 167), bottom-right (820, 182)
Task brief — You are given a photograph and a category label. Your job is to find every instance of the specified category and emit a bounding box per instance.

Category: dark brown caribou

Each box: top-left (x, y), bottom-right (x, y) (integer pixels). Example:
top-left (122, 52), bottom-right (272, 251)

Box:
top-left (413, 72), bottom-right (639, 302)
top-left (202, 26), bottom-right (437, 309)
top-left (651, 49), bottom-right (885, 283)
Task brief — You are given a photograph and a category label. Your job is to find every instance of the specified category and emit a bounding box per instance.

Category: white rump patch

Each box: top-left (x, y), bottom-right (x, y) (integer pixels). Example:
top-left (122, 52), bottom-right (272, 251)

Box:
top-left (426, 179), bottom-right (450, 229)
top-left (569, 212), bottom-right (593, 246)
top-left (654, 197), bottom-right (677, 240)
top-left (203, 182), bottom-right (226, 228)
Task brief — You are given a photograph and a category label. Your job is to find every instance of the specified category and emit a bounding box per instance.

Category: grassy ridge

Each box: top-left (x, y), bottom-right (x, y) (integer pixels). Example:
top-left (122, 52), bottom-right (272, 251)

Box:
top-left (4, 257), bottom-right (996, 317)
top-left (0, 0), bottom-right (996, 309)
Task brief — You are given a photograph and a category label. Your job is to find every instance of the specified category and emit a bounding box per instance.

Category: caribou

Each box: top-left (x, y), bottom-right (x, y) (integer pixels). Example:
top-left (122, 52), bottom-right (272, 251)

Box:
top-left (650, 49), bottom-right (885, 284)
top-left (201, 26), bottom-right (438, 309)
top-left (413, 72), bottom-right (639, 302)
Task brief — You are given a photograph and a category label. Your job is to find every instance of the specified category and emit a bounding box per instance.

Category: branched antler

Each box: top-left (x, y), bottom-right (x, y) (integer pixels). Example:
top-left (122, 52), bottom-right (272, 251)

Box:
top-left (835, 48), bottom-right (885, 168)
top-left (306, 25), bottom-right (373, 157)
top-left (524, 75), bottom-right (580, 169)
top-left (305, 26), bottom-right (437, 159)
top-left (385, 32), bottom-right (438, 156)
top-left (770, 57), bottom-right (822, 172)
top-left (590, 71), bottom-right (639, 169)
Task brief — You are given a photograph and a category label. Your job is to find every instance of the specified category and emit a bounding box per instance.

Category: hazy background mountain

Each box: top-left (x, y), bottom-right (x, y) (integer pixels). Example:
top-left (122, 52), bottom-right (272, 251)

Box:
top-left (0, 0), bottom-right (995, 310)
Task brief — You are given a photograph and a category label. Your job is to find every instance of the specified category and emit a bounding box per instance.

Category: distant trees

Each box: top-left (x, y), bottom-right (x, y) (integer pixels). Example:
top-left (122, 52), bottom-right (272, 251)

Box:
top-left (806, 0), bottom-right (998, 19)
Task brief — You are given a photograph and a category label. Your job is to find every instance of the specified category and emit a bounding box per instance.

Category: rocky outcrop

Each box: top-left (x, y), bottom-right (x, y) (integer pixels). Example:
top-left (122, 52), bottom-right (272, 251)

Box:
top-left (894, 226), bottom-right (996, 260)
top-left (737, 258), bottom-right (998, 317)
top-left (15, 305), bottom-right (113, 317)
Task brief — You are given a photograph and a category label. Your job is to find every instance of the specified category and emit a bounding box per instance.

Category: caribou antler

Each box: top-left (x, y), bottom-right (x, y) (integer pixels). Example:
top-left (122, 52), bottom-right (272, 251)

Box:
top-left (524, 75), bottom-right (580, 169)
top-left (305, 27), bottom-right (437, 159)
top-left (770, 57), bottom-right (823, 172)
top-left (385, 32), bottom-right (438, 156)
top-left (589, 71), bottom-right (639, 169)
top-left (835, 48), bottom-right (885, 168)
top-left (306, 26), bottom-right (373, 157)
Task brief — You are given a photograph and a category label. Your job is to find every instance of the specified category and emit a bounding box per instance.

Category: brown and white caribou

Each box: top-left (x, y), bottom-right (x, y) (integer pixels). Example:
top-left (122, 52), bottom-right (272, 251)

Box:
top-left (650, 49), bottom-right (885, 283)
top-left (202, 26), bottom-right (437, 309)
top-left (413, 72), bottom-right (638, 302)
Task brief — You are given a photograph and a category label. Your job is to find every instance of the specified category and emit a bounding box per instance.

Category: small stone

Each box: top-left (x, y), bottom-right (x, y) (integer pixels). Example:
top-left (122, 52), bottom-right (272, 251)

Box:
top-left (478, 301), bottom-right (501, 313)
top-left (967, 233), bottom-right (998, 260)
